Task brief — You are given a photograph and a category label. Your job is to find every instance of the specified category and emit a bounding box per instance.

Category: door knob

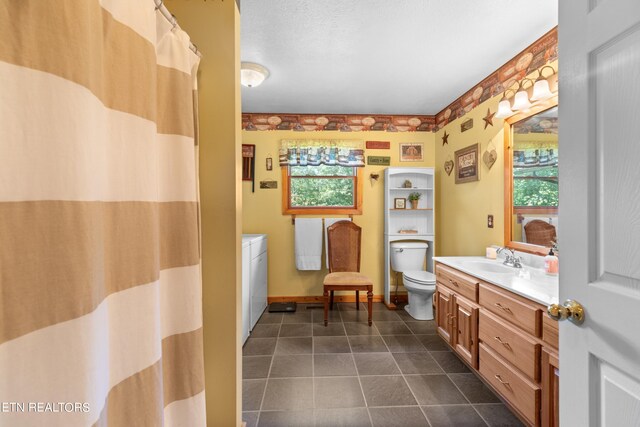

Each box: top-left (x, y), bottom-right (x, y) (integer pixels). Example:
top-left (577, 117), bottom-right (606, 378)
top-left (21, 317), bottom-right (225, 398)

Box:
top-left (547, 299), bottom-right (585, 325)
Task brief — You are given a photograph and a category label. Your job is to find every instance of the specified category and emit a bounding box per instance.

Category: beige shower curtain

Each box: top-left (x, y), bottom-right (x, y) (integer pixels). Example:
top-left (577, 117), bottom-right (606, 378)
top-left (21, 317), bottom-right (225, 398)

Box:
top-left (0, 1), bottom-right (205, 426)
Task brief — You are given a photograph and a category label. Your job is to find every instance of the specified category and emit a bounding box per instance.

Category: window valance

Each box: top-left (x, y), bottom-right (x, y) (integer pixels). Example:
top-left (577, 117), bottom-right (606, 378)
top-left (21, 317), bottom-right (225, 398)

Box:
top-left (279, 140), bottom-right (365, 167)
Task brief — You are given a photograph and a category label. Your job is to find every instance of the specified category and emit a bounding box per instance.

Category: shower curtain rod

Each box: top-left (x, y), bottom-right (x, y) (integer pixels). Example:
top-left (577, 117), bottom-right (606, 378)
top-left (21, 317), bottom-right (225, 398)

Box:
top-left (154, 0), bottom-right (202, 57)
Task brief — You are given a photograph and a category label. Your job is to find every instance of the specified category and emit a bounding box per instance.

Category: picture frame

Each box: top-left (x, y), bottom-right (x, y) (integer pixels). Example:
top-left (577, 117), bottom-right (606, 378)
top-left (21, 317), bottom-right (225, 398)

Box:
top-left (399, 143), bottom-right (424, 162)
top-left (266, 157), bottom-right (273, 171)
top-left (394, 198), bottom-right (406, 209)
top-left (455, 143), bottom-right (480, 184)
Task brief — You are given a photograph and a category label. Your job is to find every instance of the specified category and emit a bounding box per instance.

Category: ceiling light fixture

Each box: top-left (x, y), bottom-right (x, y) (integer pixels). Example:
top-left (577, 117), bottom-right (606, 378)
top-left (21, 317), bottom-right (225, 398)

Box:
top-left (241, 62), bottom-right (270, 88)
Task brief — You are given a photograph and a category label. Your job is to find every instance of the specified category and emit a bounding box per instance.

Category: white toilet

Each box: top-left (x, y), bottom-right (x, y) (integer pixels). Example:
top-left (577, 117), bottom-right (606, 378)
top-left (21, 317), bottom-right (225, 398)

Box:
top-left (390, 242), bottom-right (436, 320)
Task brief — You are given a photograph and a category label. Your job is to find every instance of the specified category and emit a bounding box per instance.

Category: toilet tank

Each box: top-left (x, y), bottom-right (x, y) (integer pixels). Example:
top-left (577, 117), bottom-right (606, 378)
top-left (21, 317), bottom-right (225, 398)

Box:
top-left (390, 242), bottom-right (428, 272)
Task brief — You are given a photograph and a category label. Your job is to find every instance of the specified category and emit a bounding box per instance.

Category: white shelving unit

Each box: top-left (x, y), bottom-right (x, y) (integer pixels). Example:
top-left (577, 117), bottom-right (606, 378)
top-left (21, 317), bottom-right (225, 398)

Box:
top-left (384, 167), bottom-right (435, 307)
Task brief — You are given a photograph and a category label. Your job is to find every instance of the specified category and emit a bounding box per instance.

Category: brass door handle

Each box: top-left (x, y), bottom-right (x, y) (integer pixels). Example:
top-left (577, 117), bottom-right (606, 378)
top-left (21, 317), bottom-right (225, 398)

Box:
top-left (548, 299), bottom-right (585, 325)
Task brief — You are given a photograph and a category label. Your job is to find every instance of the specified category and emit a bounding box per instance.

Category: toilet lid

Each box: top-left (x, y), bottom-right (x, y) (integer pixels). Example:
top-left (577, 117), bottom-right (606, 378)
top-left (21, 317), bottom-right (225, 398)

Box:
top-left (403, 271), bottom-right (436, 285)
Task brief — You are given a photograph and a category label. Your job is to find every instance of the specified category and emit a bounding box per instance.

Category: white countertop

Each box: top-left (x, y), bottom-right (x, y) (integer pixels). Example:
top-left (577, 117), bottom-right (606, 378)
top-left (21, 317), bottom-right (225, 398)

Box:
top-left (433, 256), bottom-right (559, 306)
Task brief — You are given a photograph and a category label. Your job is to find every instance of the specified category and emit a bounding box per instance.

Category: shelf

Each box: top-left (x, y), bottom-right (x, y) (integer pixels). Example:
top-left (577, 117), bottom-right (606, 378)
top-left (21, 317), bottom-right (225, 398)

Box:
top-left (390, 187), bottom-right (433, 191)
top-left (390, 208), bottom-right (433, 211)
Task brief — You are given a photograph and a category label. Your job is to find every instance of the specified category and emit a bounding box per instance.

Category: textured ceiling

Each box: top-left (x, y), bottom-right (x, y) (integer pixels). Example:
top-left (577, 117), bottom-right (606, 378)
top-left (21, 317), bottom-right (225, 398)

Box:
top-left (240, 0), bottom-right (557, 115)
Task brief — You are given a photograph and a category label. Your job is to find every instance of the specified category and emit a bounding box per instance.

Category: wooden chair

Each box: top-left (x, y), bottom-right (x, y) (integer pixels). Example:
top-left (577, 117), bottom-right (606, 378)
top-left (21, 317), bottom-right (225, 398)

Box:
top-left (524, 219), bottom-right (557, 247)
top-left (323, 221), bottom-right (373, 326)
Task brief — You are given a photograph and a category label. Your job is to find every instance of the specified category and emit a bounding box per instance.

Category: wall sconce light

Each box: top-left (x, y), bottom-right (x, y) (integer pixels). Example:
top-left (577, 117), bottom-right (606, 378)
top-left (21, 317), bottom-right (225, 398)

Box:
top-left (495, 89), bottom-right (516, 118)
top-left (241, 62), bottom-right (270, 88)
top-left (531, 65), bottom-right (556, 101)
top-left (512, 78), bottom-right (534, 111)
top-left (494, 65), bottom-right (558, 119)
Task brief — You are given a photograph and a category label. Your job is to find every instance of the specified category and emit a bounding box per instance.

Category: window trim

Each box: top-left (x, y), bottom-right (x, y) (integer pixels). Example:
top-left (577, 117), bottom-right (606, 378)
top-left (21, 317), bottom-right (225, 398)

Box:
top-left (281, 166), bottom-right (363, 215)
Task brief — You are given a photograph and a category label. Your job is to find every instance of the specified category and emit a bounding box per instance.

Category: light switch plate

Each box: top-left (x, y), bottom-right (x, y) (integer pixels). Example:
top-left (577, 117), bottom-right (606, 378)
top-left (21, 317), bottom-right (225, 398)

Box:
top-left (488, 214), bottom-right (494, 228)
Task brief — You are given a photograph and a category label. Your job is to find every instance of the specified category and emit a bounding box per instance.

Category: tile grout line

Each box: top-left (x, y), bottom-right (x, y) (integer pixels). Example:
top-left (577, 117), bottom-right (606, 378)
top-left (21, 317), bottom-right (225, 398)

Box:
top-left (254, 313), bottom-right (283, 424)
top-left (410, 311), bottom-right (491, 427)
top-left (343, 317), bottom-right (374, 427)
top-left (378, 321), bottom-right (434, 427)
top-left (401, 308), bottom-right (440, 427)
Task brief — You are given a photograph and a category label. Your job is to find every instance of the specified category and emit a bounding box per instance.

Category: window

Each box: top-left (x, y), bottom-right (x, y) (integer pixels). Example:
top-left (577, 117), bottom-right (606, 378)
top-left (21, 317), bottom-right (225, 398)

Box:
top-left (282, 165), bottom-right (363, 214)
top-left (278, 139), bottom-right (365, 215)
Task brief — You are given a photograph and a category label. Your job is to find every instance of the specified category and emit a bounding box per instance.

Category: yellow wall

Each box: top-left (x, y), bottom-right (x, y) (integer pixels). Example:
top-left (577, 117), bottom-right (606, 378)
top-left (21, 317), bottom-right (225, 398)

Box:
top-left (165, 1), bottom-right (242, 426)
top-left (434, 97), bottom-right (506, 256)
top-left (242, 131), bottom-right (435, 297)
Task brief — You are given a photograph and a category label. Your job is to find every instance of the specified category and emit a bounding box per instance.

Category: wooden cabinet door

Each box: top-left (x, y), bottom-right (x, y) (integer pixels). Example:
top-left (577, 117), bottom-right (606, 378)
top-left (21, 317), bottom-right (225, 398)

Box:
top-left (541, 348), bottom-right (559, 427)
top-left (436, 286), bottom-right (453, 344)
top-left (453, 295), bottom-right (479, 369)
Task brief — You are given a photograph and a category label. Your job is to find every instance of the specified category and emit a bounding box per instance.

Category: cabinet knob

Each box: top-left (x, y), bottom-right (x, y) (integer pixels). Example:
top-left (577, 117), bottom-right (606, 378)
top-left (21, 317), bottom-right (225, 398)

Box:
top-left (547, 299), bottom-right (585, 325)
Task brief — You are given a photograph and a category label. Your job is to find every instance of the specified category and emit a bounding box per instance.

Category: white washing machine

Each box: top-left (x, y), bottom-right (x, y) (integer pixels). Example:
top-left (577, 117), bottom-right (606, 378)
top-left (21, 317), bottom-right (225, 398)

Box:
top-left (242, 234), bottom-right (268, 343)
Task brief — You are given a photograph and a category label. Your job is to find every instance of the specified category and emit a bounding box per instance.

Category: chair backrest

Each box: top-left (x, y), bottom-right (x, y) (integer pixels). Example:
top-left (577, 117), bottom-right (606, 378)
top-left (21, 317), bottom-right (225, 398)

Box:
top-left (524, 219), bottom-right (557, 247)
top-left (327, 221), bottom-right (361, 273)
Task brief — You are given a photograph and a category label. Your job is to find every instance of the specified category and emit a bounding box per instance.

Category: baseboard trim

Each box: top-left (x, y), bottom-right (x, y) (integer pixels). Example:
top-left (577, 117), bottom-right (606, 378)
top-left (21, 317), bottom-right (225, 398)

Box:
top-left (268, 295), bottom-right (384, 304)
top-left (267, 294), bottom-right (409, 304)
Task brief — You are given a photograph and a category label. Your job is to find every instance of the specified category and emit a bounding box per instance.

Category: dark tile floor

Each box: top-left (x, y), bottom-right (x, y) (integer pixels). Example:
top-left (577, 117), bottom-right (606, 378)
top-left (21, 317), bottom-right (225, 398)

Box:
top-left (242, 303), bottom-right (524, 427)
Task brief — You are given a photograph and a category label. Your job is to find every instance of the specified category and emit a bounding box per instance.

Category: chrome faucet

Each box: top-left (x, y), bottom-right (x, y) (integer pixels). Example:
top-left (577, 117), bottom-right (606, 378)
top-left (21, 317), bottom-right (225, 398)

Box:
top-left (497, 247), bottom-right (523, 268)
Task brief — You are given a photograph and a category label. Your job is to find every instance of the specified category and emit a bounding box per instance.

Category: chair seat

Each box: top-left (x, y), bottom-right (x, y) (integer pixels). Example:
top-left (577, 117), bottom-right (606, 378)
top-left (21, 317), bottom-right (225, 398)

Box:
top-left (323, 272), bottom-right (373, 287)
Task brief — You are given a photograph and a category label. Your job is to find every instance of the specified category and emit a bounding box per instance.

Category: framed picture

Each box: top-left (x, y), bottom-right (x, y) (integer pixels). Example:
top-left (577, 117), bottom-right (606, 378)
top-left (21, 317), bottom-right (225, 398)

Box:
top-left (455, 143), bottom-right (480, 184)
top-left (266, 157), bottom-right (273, 171)
top-left (399, 143), bottom-right (424, 162)
top-left (394, 198), bottom-right (406, 209)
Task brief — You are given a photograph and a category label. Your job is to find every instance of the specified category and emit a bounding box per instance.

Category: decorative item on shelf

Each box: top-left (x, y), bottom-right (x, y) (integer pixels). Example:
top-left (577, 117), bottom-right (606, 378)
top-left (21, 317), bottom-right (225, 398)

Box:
top-left (482, 108), bottom-right (495, 129)
top-left (441, 131), bottom-right (449, 146)
top-left (399, 143), bottom-right (424, 162)
top-left (455, 143), bottom-right (480, 184)
top-left (408, 192), bottom-right (421, 209)
top-left (266, 157), bottom-right (273, 171)
top-left (460, 118), bottom-right (473, 133)
top-left (495, 65), bottom-right (558, 119)
top-left (483, 140), bottom-right (498, 170)
top-left (240, 62), bottom-right (270, 88)
top-left (398, 229), bottom-right (418, 234)
top-left (444, 153), bottom-right (454, 176)
top-left (402, 179), bottom-right (413, 188)
top-left (394, 198), bottom-right (406, 209)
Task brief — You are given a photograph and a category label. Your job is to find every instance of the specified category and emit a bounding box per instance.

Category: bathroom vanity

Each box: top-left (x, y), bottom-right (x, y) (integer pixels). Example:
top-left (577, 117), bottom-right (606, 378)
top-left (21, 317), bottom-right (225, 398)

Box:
top-left (433, 257), bottom-right (559, 427)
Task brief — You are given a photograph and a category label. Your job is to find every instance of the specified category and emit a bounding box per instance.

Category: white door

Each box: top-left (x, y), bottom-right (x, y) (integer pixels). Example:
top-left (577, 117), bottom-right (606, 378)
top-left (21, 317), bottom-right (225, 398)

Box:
top-left (560, 0), bottom-right (640, 425)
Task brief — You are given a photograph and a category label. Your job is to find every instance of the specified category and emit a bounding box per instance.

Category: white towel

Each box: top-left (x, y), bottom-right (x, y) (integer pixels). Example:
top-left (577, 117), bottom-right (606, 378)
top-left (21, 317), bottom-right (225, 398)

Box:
top-left (295, 218), bottom-right (323, 270)
top-left (324, 218), bottom-right (352, 269)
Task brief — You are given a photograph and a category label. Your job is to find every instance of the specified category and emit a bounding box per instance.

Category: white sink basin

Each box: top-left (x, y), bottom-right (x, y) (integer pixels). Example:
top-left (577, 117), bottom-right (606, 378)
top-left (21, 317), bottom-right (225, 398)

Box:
top-left (459, 260), bottom-right (515, 275)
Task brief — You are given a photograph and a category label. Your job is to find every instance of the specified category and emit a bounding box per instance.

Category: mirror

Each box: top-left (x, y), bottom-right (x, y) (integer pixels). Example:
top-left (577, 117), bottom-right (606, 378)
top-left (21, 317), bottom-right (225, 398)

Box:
top-left (504, 100), bottom-right (558, 254)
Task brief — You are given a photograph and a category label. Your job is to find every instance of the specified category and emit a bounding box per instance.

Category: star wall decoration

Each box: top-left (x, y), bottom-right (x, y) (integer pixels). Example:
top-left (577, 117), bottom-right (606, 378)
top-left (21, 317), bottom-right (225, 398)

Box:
top-left (441, 131), bottom-right (449, 146)
top-left (483, 108), bottom-right (496, 129)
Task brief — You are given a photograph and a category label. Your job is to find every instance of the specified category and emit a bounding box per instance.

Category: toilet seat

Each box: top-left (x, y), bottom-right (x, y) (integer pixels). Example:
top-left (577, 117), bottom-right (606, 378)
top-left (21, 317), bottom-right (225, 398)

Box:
top-left (403, 270), bottom-right (436, 286)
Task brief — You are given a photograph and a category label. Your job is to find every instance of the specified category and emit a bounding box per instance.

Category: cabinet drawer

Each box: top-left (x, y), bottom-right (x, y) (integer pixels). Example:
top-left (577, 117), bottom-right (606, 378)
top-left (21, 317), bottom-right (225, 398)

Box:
top-left (479, 284), bottom-right (541, 336)
top-left (479, 310), bottom-right (540, 381)
top-left (479, 343), bottom-right (540, 426)
top-left (435, 263), bottom-right (478, 302)
top-left (542, 313), bottom-right (559, 350)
